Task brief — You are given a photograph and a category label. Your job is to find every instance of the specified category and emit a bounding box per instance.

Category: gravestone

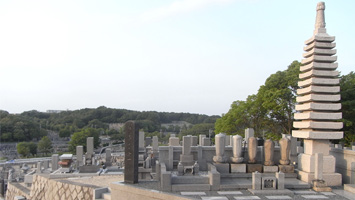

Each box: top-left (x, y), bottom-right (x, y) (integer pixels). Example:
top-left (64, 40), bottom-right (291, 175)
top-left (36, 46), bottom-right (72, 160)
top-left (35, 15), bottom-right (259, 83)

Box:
top-left (231, 135), bottom-right (246, 173)
top-left (152, 136), bottom-right (159, 152)
top-left (139, 131), bottom-right (145, 150)
top-left (180, 136), bottom-right (194, 166)
top-left (169, 137), bottom-right (180, 146)
top-left (87, 137), bottom-right (94, 156)
top-left (199, 134), bottom-right (206, 146)
top-left (52, 154), bottom-right (59, 171)
top-left (145, 137), bottom-right (152, 147)
top-left (247, 137), bottom-right (262, 173)
top-left (124, 121), bottom-right (139, 184)
top-left (106, 148), bottom-right (112, 166)
top-left (202, 137), bottom-right (211, 146)
top-left (76, 146), bottom-right (84, 166)
top-left (264, 139), bottom-right (278, 173)
top-left (191, 136), bottom-right (198, 146)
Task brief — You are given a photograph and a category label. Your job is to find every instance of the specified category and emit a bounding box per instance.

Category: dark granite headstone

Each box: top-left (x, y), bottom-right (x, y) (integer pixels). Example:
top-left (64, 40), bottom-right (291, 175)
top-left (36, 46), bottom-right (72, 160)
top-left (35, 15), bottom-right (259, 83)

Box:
top-left (124, 121), bottom-right (139, 184)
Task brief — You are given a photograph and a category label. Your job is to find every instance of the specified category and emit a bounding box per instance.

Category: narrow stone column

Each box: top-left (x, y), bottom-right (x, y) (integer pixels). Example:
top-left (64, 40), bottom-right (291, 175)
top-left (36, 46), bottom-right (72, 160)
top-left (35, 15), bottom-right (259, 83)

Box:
top-left (279, 137), bottom-right (290, 165)
top-left (213, 133), bottom-right (227, 163)
top-left (264, 139), bottom-right (275, 166)
top-left (76, 146), bottom-right (84, 166)
top-left (231, 135), bottom-right (243, 163)
top-left (315, 153), bottom-right (323, 180)
top-left (248, 137), bottom-right (257, 164)
top-left (124, 121), bottom-right (139, 184)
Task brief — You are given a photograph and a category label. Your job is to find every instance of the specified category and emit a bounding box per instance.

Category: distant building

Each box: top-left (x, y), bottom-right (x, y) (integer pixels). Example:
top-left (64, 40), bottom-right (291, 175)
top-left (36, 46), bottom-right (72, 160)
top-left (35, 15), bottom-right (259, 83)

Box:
top-left (46, 110), bottom-right (66, 113)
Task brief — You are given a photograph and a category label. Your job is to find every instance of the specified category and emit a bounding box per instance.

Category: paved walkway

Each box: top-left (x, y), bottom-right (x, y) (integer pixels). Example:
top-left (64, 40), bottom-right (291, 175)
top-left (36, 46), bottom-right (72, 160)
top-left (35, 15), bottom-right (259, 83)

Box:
top-left (178, 189), bottom-right (355, 200)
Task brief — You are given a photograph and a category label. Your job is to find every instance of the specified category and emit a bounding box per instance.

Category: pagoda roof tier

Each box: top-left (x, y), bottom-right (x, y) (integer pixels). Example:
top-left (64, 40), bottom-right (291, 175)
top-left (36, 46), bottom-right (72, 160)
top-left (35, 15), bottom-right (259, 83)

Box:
top-left (301, 62), bottom-right (338, 72)
top-left (293, 121), bottom-right (343, 130)
top-left (304, 42), bottom-right (336, 51)
top-left (299, 69), bottom-right (339, 80)
top-left (305, 35), bottom-right (335, 45)
top-left (303, 48), bottom-right (336, 58)
top-left (292, 130), bottom-right (343, 139)
top-left (296, 94), bottom-right (340, 103)
top-left (302, 55), bottom-right (337, 65)
top-left (295, 102), bottom-right (341, 111)
top-left (294, 112), bottom-right (342, 120)
top-left (297, 85), bottom-right (340, 95)
top-left (298, 77), bottom-right (339, 87)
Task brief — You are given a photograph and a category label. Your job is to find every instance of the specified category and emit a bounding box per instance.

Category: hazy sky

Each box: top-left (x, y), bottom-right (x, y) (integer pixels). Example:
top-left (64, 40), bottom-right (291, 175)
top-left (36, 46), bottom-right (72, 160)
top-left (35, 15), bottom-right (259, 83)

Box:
top-left (0, 0), bottom-right (354, 116)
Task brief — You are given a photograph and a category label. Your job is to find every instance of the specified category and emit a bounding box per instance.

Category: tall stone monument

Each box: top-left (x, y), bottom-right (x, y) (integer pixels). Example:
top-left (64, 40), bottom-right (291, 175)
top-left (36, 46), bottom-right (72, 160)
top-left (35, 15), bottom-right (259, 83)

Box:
top-left (124, 121), bottom-right (139, 184)
top-left (292, 2), bottom-right (343, 186)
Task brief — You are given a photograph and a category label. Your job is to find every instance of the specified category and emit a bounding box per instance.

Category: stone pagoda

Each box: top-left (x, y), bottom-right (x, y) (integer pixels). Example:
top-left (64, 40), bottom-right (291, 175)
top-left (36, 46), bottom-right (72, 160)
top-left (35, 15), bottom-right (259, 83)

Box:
top-left (292, 2), bottom-right (343, 186)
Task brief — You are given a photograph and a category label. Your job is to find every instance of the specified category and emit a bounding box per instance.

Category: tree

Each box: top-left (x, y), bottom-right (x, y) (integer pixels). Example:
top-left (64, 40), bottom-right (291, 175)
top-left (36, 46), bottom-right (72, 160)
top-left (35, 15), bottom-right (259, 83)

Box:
top-left (215, 61), bottom-right (300, 137)
top-left (340, 71), bottom-right (355, 146)
top-left (17, 142), bottom-right (37, 157)
top-left (38, 136), bottom-right (53, 155)
top-left (69, 128), bottom-right (100, 153)
top-left (17, 142), bottom-right (30, 157)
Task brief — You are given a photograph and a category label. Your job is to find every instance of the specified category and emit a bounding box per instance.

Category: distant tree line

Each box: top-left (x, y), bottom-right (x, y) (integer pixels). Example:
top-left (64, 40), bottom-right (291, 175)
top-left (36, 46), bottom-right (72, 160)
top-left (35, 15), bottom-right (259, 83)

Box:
top-left (0, 107), bottom-right (220, 143)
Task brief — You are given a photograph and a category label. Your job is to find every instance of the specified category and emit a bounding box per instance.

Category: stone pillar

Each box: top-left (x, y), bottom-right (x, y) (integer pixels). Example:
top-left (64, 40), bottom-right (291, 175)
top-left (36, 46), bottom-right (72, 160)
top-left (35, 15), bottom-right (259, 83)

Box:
top-left (248, 137), bottom-right (257, 164)
top-left (191, 136), bottom-right (198, 146)
top-left (43, 160), bottom-right (49, 169)
top-left (87, 137), bottom-right (94, 156)
top-left (199, 135), bottom-right (206, 146)
top-left (106, 148), bottom-right (112, 166)
top-left (279, 137), bottom-right (290, 165)
top-left (152, 136), bottom-right (159, 152)
top-left (139, 131), bottom-right (145, 150)
top-left (169, 137), bottom-right (180, 146)
top-left (245, 128), bottom-right (254, 146)
top-left (314, 153), bottom-right (323, 180)
top-left (231, 135), bottom-right (243, 163)
top-left (225, 134), bottom-right (230, 147)
top-left (52, 154), bottom-right (59, 171)
top-left (168, 146), bottom-right (174, 170)
top-left (264, 139), bottom-right (275, 166)
top-left (124, 121), bottom-right (139, 184)
top-left (180, 136), bottom-right (194, 166)
top-left (252, 172), bottom-right (261, 190)
top-left (276, 171), bottom-right (285, 190)
top-left (37, 161), bottom-right (42, 173)
top-left (76, 146), bottom-right (84, 166)
top-left (213, 133), bottom-right (227, 163)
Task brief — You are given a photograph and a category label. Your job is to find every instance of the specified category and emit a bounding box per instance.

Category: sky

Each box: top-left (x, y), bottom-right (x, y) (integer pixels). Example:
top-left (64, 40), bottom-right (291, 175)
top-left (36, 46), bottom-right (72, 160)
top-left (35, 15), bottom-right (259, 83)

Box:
top-left (0, 0), bottom-right (354, 116)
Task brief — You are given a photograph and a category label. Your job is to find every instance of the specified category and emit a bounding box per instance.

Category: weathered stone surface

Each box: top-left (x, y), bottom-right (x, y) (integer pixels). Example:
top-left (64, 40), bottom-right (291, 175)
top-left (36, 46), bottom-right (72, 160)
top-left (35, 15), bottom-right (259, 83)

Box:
top-left (248, 137), bottom-right (257, 164)
top-left (264, 139), bottom-right (275, 166)
top-left (278, 165), bottom-right (294, 173)
top-left (87, 137), bottom-right (94, 156)
top-left (231, 135), bottom-right (243, 163)
top-left (263, 166), bottom-right (278, 173)
top-left (279, 138), bottom-right (290, 165)
top-left (76, 146), bottom-right (84, 166)
top-left (231, 164), bottom-right (246, 173)
top-left (247, 164), bottom-right (263, 173)
top-left (169, 137), bottom-right (180, 146)
top-left (213, 133), bottom-right (227, 163)
top-left (124, 121), bottom-right (139, 184)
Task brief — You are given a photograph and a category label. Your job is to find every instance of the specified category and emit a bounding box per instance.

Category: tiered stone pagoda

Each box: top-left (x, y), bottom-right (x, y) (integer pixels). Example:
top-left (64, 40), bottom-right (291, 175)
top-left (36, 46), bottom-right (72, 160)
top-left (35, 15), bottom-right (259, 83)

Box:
top-left (292, 2), bottom-right (343, 186)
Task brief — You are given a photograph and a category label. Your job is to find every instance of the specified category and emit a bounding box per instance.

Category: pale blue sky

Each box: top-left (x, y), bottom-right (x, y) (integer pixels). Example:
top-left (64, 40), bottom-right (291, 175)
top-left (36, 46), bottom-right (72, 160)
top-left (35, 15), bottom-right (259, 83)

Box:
top-left (0, 0), bottom-right (354, 116)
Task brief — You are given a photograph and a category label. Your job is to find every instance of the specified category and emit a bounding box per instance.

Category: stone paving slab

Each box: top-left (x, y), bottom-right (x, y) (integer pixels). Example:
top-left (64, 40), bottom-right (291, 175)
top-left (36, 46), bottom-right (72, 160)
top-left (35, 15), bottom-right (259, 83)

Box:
top-left (265, 196), bottom-right (292, 199)
top-left (301, 195), bottom-right (328, 199)
top-left (217, 191), bottom-right (243, 195)
top-left (181, 192), bottom-right (206, 196)
top-left (321, 192), bottom-right (336, 196)
top-left (201, 197), bottom-right (228, 200)
top-left (234, 196), bottom-right (260, 199)
top-left (293, 190), bottom-right (317, 194)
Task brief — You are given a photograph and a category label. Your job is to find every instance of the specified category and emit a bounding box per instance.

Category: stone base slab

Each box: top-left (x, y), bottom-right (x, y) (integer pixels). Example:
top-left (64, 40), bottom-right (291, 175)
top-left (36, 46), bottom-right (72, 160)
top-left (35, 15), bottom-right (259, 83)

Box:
top-left (231, 164), bottom-right (246, 173)
top-left (263, 166), bottom-right (278, 173)
top-left (247, 164), bottom-right (263, 173)
top-left (248, 189), bottom-right (294, 195)
top-left (279, 165), bottom-right (294, 173)
top-left (297, 170), bottom-right (342, 186)
top-left (79, 165), bottom-right (100, 173)
top-left (344, 184), bottom-right (355, 194)
top-left (213, 163), bottom-right (230, 173)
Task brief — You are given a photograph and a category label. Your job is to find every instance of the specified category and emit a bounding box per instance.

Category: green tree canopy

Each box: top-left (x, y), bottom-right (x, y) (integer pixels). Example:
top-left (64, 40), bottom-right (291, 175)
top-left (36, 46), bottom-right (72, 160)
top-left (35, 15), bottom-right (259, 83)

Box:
top-left (69, 128), bottom-right (100, 153)
top-left (38, 136), bottom-right (53, 155)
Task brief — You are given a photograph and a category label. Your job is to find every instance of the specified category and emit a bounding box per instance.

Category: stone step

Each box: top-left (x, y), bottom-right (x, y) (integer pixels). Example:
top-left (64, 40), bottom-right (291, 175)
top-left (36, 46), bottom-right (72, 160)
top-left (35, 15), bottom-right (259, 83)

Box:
top-left (220, 183), bottom-right (252, 190)
top-left (172, 176), bottom-right (209, 184)
top-left (102, 192), bottom-right (111, 200)
top-left (172, 184), bottom-right (210, 191)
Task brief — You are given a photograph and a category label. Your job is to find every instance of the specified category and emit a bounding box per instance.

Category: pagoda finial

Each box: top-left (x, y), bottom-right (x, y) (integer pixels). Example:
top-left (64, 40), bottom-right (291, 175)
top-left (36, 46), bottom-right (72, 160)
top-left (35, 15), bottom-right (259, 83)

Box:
top-left (314, 2), bottom-right (326, 34)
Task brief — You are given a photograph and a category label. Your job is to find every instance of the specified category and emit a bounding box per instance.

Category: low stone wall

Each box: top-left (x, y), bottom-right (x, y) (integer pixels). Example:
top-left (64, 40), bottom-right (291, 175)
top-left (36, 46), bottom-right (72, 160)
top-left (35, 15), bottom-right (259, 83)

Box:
top-left (330, 148), bottom-right (355, 184)
top-left (29, 174), bottom-right (99, 200)
top-left (6, 182), bottom-right (31, 200)
top-left (110, 181), bottom-right (189, 200)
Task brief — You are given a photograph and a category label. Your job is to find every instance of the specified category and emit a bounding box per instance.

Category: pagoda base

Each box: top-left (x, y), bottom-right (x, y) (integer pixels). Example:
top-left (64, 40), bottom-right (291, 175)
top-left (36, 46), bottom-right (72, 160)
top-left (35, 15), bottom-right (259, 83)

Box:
top-left (296, 169), bottom-right (342, 186)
